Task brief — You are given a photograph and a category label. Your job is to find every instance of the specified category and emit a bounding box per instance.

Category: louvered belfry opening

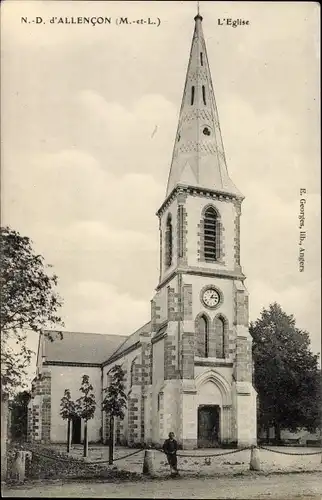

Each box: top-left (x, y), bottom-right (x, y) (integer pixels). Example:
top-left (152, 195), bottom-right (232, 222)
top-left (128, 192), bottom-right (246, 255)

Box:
top-left (204, 207), bottom-right (219, 261)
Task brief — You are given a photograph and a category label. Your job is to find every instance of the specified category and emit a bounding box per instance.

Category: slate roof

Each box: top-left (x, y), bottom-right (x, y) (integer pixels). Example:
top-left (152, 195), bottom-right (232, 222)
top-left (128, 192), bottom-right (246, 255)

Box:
top-left (42, 330), bottom-right (128, 365)
top-left (106, 321), bottom-right (151, 362)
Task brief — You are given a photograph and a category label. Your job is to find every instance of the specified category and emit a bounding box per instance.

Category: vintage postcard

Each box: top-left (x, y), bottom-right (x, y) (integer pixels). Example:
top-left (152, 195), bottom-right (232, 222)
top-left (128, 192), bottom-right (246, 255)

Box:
top-left (1, 1), bottom-right (321, 497)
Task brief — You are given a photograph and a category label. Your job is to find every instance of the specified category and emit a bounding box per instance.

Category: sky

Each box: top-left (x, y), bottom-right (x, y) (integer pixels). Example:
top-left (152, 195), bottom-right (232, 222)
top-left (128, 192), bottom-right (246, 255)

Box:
top-left (1, 1), bottom-right (321, 384)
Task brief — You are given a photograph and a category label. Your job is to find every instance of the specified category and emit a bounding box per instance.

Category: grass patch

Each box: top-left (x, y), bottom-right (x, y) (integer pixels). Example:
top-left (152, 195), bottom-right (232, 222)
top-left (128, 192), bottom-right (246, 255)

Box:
top-left (6, 442), bottom-right (141, 484)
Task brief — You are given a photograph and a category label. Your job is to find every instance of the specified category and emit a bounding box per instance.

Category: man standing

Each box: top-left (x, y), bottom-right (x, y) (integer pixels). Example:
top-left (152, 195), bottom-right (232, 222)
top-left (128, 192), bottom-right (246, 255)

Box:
top-left (163, 432), bottom-right (179, 476)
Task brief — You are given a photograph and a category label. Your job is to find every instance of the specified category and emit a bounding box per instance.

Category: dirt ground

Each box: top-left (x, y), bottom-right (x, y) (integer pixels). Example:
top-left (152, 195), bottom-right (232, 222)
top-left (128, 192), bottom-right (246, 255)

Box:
top-left (51, 444), bottom-right (322, 477)
top-left (3, 472), bottom-right (322, 498)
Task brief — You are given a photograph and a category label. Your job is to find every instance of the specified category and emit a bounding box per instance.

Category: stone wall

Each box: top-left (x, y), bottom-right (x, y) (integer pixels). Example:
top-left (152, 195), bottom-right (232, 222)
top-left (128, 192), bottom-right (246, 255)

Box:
top-left (235, 337), bottom-right (253, 383)
top-left (41, 372), bottom-right (51, 443)
top-left (177, 199), bottom-right (188, 266)
top-left (127, 392), bottom-right (140, 445)
top-left (164, 333), bottom-right (178, 380)
top-left (102, 335), bottom-right (154, 448)
top-left (232, 280), bottom-right (257, 446)
top-left (28, 371), bottom-right (52, 443)
top-left (128, 354), bottom-right (142, 446)
top-left (181, 331), bottom-right (195, 379)
top-left (141, 340), bottom-right (152, 444)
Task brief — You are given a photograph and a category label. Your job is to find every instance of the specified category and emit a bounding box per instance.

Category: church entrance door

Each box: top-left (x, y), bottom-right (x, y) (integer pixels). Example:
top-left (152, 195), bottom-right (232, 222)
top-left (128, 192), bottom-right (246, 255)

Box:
top-left (72, 416), bottom-right (81, 444)
top-left (197, 405), bottom-right (220, 448)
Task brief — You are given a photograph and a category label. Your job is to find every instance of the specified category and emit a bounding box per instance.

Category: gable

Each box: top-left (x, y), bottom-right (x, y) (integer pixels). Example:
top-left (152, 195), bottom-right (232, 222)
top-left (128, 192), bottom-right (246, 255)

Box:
top-left (104, 321), bottom-right (151, 364)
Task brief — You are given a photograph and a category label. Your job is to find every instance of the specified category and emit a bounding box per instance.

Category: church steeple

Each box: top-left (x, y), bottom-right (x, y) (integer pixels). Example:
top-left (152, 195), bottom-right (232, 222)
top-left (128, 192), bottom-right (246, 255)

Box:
top-left (166, 14), bottom-right (242, 199)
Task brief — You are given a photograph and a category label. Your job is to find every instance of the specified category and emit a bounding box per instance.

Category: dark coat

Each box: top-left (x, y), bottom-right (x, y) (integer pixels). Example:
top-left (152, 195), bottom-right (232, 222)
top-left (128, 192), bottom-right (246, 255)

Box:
top-left (163, 438), bottom-right (178, 455)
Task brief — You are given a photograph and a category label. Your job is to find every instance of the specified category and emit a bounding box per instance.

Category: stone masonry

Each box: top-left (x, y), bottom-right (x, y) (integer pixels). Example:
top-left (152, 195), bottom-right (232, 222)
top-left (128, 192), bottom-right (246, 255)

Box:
top-left (28, 370), bottom-right (51, 443)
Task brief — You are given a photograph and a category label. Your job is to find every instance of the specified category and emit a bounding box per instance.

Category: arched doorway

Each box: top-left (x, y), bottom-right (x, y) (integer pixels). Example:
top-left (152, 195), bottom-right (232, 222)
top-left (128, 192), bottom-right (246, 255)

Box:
top-left (195, 369), bottom-right (232, 447)
top-left (198, 405), bottom-right (220, 448)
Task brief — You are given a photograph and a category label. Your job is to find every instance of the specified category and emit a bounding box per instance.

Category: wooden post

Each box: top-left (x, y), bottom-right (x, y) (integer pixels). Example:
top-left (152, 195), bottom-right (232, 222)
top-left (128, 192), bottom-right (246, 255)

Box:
top-left (1, 395), bottom-right (9, 482)
top-left (249, 445), bottom-right (260, 471)
top-left (143, 450), bottom-right (154, 476)
top-left (67, 418), bottom-right (71, 453)
top-left (83, 420), bottom-right (88, 458)
top-left (108, 416), bottom-right (114, 465)
top-left (69, 418), bottom-right (73, 451)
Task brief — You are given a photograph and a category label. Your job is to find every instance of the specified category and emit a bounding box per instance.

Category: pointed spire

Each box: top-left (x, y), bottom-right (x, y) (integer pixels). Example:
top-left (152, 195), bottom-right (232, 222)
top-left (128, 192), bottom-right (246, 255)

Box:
top-left (166, 14), bottom-right (242, 198)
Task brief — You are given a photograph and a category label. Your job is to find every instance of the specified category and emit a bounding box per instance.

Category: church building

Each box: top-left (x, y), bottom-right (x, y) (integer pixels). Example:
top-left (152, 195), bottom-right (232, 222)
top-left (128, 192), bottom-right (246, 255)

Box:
top-left (28, 13), bottom-right (257, 449)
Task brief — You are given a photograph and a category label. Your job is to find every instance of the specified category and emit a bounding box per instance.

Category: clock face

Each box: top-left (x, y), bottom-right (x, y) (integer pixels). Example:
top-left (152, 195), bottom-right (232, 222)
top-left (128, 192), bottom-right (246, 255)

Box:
top-left (202, 288), bottom-right (220, 308)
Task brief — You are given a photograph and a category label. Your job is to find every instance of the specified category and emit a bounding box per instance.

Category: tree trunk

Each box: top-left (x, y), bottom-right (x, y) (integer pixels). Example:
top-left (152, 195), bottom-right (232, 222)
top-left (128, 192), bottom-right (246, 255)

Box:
top-left (67, 418), bottom-right (71, 453)
top-left (109, 416), bottom-right (114, 465)
top-left (1, 395), bottom-right (9, 482)
top-left (83, 420), bottom-right (88, 458)
top-left (274, 422), bottom-right (282, 444)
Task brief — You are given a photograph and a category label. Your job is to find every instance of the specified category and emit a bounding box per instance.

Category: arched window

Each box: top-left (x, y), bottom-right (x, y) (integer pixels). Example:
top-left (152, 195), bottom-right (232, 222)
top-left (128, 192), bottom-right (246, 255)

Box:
top-left (165, 214), bottom-right (173, 267)
top-left (215, 317), bottom-right (225, 359)
top-left (203, 207), bottom-right (219, 261)
top-left (196, 314), bottom-right (209, 357)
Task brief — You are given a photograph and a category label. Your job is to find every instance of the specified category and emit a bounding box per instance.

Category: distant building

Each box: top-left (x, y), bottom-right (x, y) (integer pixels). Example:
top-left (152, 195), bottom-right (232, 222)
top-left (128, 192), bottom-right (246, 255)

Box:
top-left (28, 12), bottom-right (257, 449)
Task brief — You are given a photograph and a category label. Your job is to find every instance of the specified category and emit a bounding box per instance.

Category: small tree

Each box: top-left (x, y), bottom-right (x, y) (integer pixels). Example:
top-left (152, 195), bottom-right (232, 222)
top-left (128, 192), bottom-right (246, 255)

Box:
top-left (60, 389), bottom-right (76, 453)
top-left (75, 375), bottom-right (96, 457)
top-left (102, 365), bottom-right (127, 465)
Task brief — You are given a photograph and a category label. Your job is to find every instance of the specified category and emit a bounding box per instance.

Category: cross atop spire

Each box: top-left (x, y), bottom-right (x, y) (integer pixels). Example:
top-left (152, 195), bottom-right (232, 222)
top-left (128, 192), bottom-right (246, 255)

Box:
top-left (165, 14), bottom-right (242, 199)
top-left (195, 0), bottom-right (202, 21)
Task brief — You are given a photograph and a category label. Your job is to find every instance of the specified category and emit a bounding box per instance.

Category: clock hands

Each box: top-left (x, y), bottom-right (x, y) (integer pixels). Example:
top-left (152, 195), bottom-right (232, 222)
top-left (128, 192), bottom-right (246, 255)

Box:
top-left (204, 290), bottom-right (219, 306)
top-left (202, 288), bottom-right (221, 308)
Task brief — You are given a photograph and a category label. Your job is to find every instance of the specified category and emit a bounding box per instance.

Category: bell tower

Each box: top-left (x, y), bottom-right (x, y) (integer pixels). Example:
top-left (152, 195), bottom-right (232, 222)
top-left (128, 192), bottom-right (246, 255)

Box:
top-left (150, 12), bottom-right (257, 449)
